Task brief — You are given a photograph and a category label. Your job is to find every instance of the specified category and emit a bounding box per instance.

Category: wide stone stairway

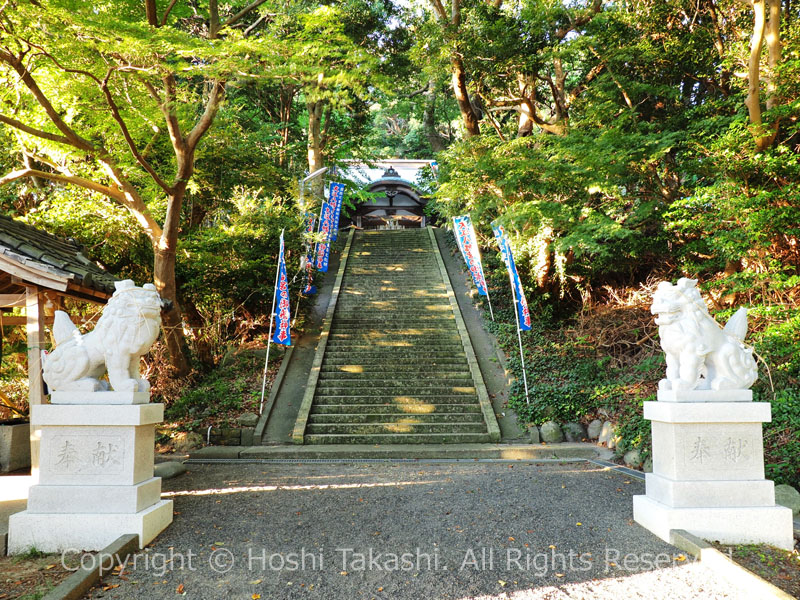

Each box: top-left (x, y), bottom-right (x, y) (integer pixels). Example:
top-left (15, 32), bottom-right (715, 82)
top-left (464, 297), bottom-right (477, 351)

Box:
top-left (298, 228), bottom-right (499, 444)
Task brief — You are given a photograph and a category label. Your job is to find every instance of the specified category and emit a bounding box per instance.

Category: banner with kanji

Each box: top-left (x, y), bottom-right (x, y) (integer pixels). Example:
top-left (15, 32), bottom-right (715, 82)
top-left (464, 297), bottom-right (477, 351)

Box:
top-left (328, 182), bottom-right (346, 242)
top-left (302, 212), bottom-right (317, 295)
top-left (315, 201), bottom-right (333, 272)
top-left (272, 232), bottom-right (292, 345)
top-left (453, 215), bottom-right (489, 297)
top-left (492, 222), bottom-right (531, 331)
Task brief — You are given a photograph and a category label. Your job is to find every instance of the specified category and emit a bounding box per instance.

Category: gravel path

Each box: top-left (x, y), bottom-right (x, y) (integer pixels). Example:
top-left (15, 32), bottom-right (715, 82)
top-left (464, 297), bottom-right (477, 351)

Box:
top-left (85, 461), bottom-right (747, 599)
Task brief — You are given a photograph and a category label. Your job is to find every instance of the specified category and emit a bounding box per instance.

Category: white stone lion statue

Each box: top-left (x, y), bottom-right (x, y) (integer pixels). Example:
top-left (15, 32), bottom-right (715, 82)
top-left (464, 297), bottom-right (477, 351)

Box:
top-left (651, 278), bottom-right (758, 391)
top-left (42, 280), bottom-right (163, 392)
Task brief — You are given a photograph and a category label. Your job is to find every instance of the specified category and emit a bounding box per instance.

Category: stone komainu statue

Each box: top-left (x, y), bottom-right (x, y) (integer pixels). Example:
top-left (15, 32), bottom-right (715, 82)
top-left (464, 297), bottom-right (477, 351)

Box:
top-left (42, 280), bottom-right (164, 393)
top-left (651, 278), bottom-right (758, 391)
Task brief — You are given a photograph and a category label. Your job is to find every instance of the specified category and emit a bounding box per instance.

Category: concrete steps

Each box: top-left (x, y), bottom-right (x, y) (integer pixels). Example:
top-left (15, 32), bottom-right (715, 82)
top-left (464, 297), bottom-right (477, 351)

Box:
top-left (297, 228), bottom-right (499, 445)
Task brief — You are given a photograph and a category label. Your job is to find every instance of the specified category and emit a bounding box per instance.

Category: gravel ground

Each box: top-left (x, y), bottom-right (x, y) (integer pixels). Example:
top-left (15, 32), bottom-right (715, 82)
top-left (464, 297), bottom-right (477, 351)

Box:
top-left (84, 461), bottom-right (748, 600)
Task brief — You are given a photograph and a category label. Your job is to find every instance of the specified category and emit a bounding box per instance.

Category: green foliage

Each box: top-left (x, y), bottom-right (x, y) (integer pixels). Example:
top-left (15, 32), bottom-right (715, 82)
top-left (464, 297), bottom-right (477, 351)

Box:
top-left (165, 350), bottom-right (267, 428)
top-left (16, 547), bottom-right (47, 560)
top-left (178, 188), bottom-right (304, 315)
top-left (763, 389), bottom-right (800, 489)
top-left (22, 190), bottom-right (152, 282)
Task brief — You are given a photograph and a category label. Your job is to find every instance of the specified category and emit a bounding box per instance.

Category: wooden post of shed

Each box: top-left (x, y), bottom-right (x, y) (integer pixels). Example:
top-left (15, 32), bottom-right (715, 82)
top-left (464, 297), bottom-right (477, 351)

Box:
top-left (26, 285), bottom-right (45, 481)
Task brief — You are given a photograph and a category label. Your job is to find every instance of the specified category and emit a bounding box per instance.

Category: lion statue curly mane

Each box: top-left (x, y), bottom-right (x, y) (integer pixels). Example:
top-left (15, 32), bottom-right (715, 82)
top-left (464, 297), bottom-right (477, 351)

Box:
top-left (651, 278), bottom-right (758, 391)
top-left (42, 280), bottom-right (164, 393)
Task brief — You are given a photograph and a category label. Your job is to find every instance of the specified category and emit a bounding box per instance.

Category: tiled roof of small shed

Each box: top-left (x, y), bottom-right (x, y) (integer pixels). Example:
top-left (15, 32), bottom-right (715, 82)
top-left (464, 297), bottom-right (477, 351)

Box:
top-left (0, 214), bottom-right (117, 295)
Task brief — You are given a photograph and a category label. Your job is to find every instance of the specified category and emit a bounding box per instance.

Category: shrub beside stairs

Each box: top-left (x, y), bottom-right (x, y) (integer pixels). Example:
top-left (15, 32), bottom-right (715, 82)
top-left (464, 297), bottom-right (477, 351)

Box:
top-left (293, 228), bottom-right (500, 444)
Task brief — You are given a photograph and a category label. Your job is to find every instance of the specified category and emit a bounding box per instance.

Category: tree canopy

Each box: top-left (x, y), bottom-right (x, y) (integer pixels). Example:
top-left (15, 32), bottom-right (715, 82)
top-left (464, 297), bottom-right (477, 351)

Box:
top-left (1, 0), bottom-right (798, 380)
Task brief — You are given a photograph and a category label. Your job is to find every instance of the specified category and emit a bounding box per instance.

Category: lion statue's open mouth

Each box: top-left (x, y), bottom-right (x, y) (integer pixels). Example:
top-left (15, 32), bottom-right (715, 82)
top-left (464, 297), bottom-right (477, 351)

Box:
top-left (42, 280), bottom-right (164, 393)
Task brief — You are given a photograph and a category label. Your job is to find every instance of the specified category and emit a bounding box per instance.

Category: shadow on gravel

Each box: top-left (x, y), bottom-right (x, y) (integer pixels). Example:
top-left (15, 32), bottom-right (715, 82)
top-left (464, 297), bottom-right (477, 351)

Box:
top-left (85, 462), bottom-right (745, 600)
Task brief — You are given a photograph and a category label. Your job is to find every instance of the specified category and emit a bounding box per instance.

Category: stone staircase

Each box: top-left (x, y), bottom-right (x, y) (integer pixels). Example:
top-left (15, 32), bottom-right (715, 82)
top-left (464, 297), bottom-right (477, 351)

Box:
top-left (299, 228), bottom-right (499, 444)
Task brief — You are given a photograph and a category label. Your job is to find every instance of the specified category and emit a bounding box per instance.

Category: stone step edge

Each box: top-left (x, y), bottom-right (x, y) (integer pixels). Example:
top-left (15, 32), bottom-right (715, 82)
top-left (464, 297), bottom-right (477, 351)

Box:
top-left (292, 228), bottom-right (355, 445)
top-left (308, 413), bottom-right (486, 420)
top-left (189, 443), bottom-right (606, 460)
top-left (427, 227), bottom-right (501, 443)
top-left (306, 422), bottom-right (488, 430)
top-left (303, 433), bottom-right (493, 445)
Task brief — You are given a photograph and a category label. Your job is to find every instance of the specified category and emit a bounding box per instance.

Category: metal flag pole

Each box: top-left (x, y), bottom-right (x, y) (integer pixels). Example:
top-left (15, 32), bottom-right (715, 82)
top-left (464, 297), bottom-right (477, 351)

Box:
top-left (259, 228), bottom-right (284, 414)
top-left (507, 267), bottom-right (530, 405)
top-left (485, 285), bottom-right (495, 321)
top-left (472, 225), bottom-right (495, 322)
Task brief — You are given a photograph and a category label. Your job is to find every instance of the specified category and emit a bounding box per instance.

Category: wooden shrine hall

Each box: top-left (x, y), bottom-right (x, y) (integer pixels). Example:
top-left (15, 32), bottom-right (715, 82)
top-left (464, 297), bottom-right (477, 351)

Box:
top-left (349, 166), bottom-right (429, 229)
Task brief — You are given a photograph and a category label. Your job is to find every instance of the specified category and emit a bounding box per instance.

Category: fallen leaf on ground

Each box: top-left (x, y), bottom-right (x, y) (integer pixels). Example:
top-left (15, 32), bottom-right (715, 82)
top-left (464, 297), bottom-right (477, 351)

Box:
top-left (176, 583), bottom-right (185, 594)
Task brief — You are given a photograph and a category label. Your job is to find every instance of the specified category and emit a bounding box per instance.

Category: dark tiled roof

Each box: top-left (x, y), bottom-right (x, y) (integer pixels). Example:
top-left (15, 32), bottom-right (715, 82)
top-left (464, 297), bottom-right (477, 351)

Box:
top-left (0, 214), bottom-right (117, 295)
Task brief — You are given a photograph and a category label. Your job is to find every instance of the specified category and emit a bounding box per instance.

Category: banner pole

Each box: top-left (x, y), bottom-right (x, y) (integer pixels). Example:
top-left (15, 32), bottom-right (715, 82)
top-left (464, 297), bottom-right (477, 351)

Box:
top-left (474, 240), bottom-right (495, 322)
top-left (259, 229), bottom-right (284, 414)
top-left (485, 288), bottom-right (495, 322)
top-left (508, 270), bottom-right (530, 404)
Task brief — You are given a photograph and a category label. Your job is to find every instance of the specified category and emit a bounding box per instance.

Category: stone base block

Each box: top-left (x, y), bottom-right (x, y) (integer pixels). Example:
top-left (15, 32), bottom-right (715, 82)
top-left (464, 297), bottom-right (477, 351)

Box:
top-left (8, 499), bottom-right (173, 553)
top-left (39, 425), bottom-right (155, 486)
top-left (32, 403), bottom-right (164, 426)
top-left (633, 494), bottom-right (794, 550)
top-left (645, 473), bottom-right (775, 508)
top-left (645, 401), bottom-right (770, 482)
top-left (50, 391), bottom-right (151, 405)
top-left (27, 477), bottom-right (162, 514)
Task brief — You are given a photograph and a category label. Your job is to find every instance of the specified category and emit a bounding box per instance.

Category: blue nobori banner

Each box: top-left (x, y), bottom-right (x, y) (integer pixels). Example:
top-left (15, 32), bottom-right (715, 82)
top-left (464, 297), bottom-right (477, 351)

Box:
top-left (492, 222), bottom-right (531, 331)
top-left (272, 232), bottom-right (292, 345)
top-left (316, 201), bottom-right (333, 272)
top-left (453, 215), bottom-right (489, 296)
top-left (302, 212), bottom-right (317, 295)
top-left (328, 182), bottom-right (346, 242)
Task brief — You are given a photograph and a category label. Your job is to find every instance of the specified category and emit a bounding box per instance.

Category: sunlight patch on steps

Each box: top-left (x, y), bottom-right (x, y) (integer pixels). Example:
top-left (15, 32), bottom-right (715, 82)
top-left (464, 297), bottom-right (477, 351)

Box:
top-left (383, 422), bottom-right (415, 433)
top-left (392, 396), bottom-right (436, 414)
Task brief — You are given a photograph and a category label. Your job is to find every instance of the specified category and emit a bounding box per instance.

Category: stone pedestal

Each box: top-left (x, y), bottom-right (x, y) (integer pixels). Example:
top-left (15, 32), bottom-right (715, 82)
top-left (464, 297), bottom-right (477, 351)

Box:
top-left (633, 395), bottom-right (794, 550)
top-left (8, 398), bottom-right (173, 553)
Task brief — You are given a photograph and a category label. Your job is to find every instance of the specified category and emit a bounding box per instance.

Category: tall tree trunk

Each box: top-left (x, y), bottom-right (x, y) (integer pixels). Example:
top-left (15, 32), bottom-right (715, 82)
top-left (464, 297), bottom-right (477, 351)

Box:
top-left (307, 99), bottom-right (325, 197)
top-left (535, 225), bottom-right (554, 289)
top-left (451, 55), bottom-right (480, 137)
top-left (423, 83), bottom-right (447, 151)
top-left (766, 0), bottom-right (781, 111)
top-left (745, 0), bottom-right (771, 151)
top-left (144, 0), bottom-right (158, 26)
top-left (518, 100), bottom-right (534, 137)
top-left (154, 245), bottom-right (190, 376)
top-left (154, 187), bottom-right (192, 377)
